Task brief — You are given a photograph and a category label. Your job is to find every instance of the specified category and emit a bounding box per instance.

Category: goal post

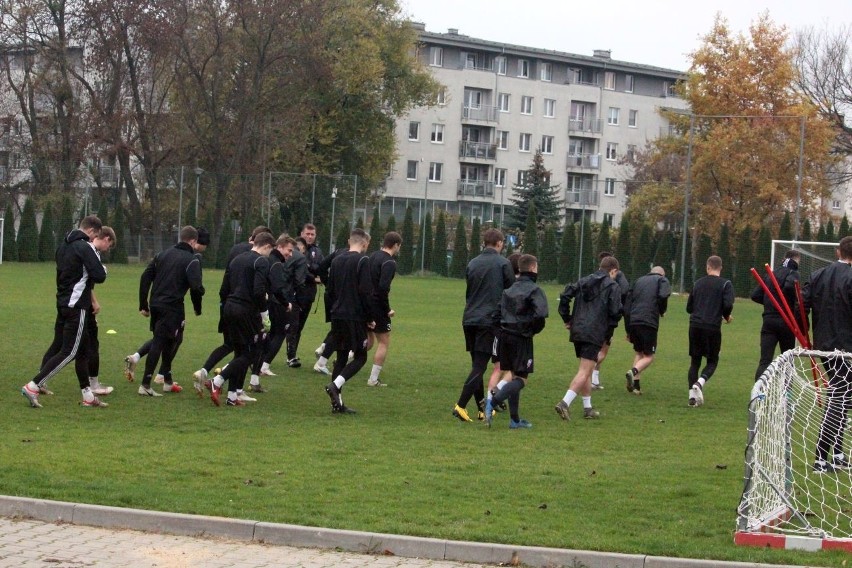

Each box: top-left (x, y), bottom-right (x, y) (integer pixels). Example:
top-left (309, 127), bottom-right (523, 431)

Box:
top-left (737, 348), bottom-right (852, 552)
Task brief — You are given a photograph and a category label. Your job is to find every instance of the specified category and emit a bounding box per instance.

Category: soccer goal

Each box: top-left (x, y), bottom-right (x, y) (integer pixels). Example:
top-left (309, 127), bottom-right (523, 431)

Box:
top-left (736, 348), bottom-right (852, 552)
top-left (771, 240), bottom-right (839, 284)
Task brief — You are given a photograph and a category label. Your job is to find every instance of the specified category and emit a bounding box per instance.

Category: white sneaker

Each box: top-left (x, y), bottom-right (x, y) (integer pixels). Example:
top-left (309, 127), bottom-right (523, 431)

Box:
top-left (315, 344), bottom-right (325, 359)
top-left (138, 385), bottom-right (163, 397)
top-left (260, 367), bottom-right (276, 377)
top-left (92, 385), bottom-right (114, 396)
top-left (237, 392), bottom-right (257, 402)
top-left (123, 355), bottom-right (137, 382)
top-left (367, 379), bottom-right (387, 387)
top-left (193, 369), bottom-right (207, 395)
top-left (693, 384), bottom-right (704, 406)
top-left (313, 361), bottom-right (331, 376)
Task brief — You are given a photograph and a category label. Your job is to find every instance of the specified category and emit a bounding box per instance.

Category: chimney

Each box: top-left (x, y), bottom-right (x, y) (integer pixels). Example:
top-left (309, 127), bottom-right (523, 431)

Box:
top-left (409, 21), bottom-right (426, 31)
top-left (593, 49), bottom-right (612, 59)
top-left (447, 28), bottom-right (459, 35)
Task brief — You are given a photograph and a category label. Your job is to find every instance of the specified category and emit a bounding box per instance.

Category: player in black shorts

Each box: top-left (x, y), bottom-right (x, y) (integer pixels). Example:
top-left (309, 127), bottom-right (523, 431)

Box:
top-left (592, 251), bottom-right (629, 390)
top-left (485, 254), bottom-right (548, 429)
top-left (555, 255), bottom-right (622, 421)
top-left (686, 255), bottom-right (734, 407)
top-left (366, 231), bottom-right (401, 387)
top-left (623, 266), bottom-right (671, 394)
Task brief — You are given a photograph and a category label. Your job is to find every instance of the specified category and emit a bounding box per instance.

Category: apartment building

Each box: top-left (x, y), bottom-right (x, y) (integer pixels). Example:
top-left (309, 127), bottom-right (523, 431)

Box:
top-left (377, 24), bottom-right (690, 227)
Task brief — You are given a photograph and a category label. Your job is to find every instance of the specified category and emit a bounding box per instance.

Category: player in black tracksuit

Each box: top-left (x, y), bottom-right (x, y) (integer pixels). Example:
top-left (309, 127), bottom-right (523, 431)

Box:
top-left (686, 255), bottom-right (734, 407)
top-left (323, 229), bottom-right (374, 414)
top-left (256, 235), bottom-right (299, 384)
top-left (365, 232), bottom-right (402, 387)
top-left (803, 237), bottom-right (852, 472)
top-left (289, 223), bottom-right (324, 366)
top-left (313, 244), bottom-right (347, 375)
top-left (283, 243), bottom-right (309, 368)
top-left (751, 251), bottom-right (800, 381)
top-left (623, 266), bottom-right (671, 394)
top-left (135, 226), bottom-right (206, 396)
top-left (22, 215), bottom-right (107, 409)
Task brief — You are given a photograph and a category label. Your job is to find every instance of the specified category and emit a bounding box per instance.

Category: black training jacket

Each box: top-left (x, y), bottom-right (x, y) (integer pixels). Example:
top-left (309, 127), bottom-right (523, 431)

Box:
top-left (624, 272), bottom-right (671, 329)
top-left (220, 250), bottom-right (271, 312)
top-left (285, 248), bottom-right (309, 304)
top-left (303, 242), bottom-right (324, 299)
top-left (463, 248), bottom-right (514, 327)
top-left (500, 274), bottom-right (549, 337)
top-left (369, 249), bottom-right (397, 320)
top-left (327, 250), bottom-right (374, 322)
top-left (803, 260), bottom-right (852, 351)
top-left (55, 229), bottom-right (107, 310)
top-left (558, 270), bottom-right (622, 346)
top-left (751, 260), bottom-right (799, 320)
top-left (687, 275), bottom-right (734, 330)
top-left (139, 242), bottom-right (204, 315)
top-left (267, 248), bottom-right (295, 306)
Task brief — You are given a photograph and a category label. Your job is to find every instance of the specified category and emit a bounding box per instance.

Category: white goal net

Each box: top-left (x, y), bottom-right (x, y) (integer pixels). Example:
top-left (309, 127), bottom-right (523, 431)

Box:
top-left (737, 348), bottom-right (852, 543)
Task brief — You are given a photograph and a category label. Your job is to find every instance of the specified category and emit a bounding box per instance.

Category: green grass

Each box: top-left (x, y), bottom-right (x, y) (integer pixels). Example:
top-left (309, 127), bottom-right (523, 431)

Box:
top-left (0, 262), bottom-right (845, 566)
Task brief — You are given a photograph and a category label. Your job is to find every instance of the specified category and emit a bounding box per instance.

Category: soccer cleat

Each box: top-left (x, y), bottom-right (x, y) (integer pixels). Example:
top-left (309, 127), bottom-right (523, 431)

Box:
top-left (509, 418), bottom-right (532, 429)
top-left (226, 398), bottom-right (245, 407)
top-left (237, 392), bottom-right (257, 402)
top-left (583, 407), bottom-right (600, 419)
top-left (163, 382), bottom-right (183, 393)
top-left (137, 385), bottom-right (163, 397)
top-left (814, 460), bottom-right (838, 474)
top-left (334, 404), bottom-right (357, 414)
top-left (38, 386), bottom-right (54, 396)
top-left (123, 356), bottom-right (137, 382)
top-left (21, 385), bottom-right (42, 408)
top-left (452, 404), bottom-right (472, 423)
top-left (688, 396), bottom-right (697, 407)
top-left (81, 397), bottom-right (108, 408)
top-left (314, 344), bottom-right (325, 359)
top-left (625, 370), bottom-right (635, 393)
top-left (313, 362), bottom-right (331, 376)
top-left (91, 385), bottom-right (114, 396)
top-left (833, 455), bottom-right (852, 470)
top-left (691, 385), bottom-right (704, 407)
top-left (248, 383), bottom-right (268, 393)
top-left (633, 389), bottom-right (643, 396)
top-left (287, 357), bottom-right (302, 368)
top-left (554, 400), bottom-right (570, 421)
top-left (259, 367), bottom-right (276, 377)
top-left (325, 382), bottom-right (343, 411)
top-left (367, 379), bottom-right (387, 387)
top-left (591, 383), bottom-right (604, 390)
top-left (484, 399), bottom-right (494, 428)
top-left (193, 370), bottom-right (208, 397)
top-left (210, 384), bottom-right (222, 406)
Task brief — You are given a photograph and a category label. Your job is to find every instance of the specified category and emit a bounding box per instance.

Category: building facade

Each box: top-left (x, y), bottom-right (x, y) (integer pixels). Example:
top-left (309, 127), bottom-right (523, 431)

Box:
top-left (376, 24), bottom-right (690, 228)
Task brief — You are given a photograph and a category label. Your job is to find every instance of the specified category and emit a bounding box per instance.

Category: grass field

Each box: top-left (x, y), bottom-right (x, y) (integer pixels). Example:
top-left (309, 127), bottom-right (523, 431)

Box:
top-left (0, 262), bottom-right (845, 566)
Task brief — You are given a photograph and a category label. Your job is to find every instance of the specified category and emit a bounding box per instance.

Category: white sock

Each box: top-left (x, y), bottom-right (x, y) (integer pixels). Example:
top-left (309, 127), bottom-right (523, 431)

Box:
top-left (26, 381), bottom-right (39, 392)
top-left (582, 396), bottom-right (592, 409)
top-left (497, 379), bottom-right (508, 390)
top-left (131, 353), bottom-right (140, 363)
top-left (89, 376), bottom-right (99, 387)
top-left (317, 343), bottom-right (325, 353)
top-left (317, 356), bottom-right (329, 366)
top-left (213, 375), bottom-right (225, 388)
top-left (227, 391), bottom-right (237, 401)
top-left (334, 376), bottom-right (346, 389)
top-left (563, 390), bottom-right (578, 406)
top-left (196, 368), bottom-right (208, 380)
top-left (260, 362), bottom-right (270, 373)
top-left (592, 370), bottom-right (600, 385)
top-left (698, 377), bottom-right (706, 389)
top-left (487, 390), bottom-right (493, 401)
top-left (369, 364), bottom-right (382, 382)
top-left (250, 374), bottom-right (259, 386)
top-left (82, 387), bottom-right (94, 402)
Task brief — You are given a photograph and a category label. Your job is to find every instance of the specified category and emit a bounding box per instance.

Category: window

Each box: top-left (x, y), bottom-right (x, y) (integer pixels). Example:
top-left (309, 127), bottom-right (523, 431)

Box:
top-left (519, 133), bottom-right (531, 152)
top-left (628, 109), bottom-right (637, 127)
top-left (518, 59), bottom-right (529, 78)
top-left (497, 130), bottom-right (509, 150)
top-left (544, 98), bottom-right (556, 118)
top-left (608, 107), bottom-right (620, 125)
top-left (496, 56), bottom-right (507, 75)
top-left (428, 162), bottom-right (442, 182)
top-left (498, 93), bottom-right (510, 113)
top-left (606, 142), bottom-right (618, 161)
top-left (541, 135), bottom-right (554, 154)
top-left (625, 74), bottom-right (634, 93)
top-left (406, 160), bottom-right (418, 180)
top-left (832, 199), bottom-right (842, 210)
top-left (603, 213), bottom-right (614, 225)
top-left (626, 144), bottom-right (637, 161)
top-left (540, 62), bottom-right (552, 82)
top-left (517, 170), bottom-right (528, 185)
top-left (604, 71), bottom-right (615, 90)
top-left (408, 122), bottom-right (420, 141)
top-left (436, 89), bottom-right (446, 106)
top-left (431, 124), bottom-right (444, 143)
top-left (521, 96), bottom-right (533, 115)
top-left (495, 168), bottom-right (507, 187)
top-left (429, 47), bottom-right (443, 67)
top-left (604, 178), bottom-right (616, 196)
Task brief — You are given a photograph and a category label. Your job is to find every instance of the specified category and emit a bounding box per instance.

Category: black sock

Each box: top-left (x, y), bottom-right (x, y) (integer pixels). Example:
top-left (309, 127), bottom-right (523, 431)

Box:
top-left (631, 367), bottom-right (639, 377)
top-left (633, 379), bottom-right (641, 391)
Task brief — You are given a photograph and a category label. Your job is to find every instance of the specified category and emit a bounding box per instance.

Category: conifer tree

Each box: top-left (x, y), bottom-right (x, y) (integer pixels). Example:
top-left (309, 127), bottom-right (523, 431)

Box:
top-left (816, 224), bottom-right (827, 243)
top-left (696, 233), bottom-right (713, 272)
top-left (422, 212), bottom-right (433, 273)
top-left (778, 212), bottom-right (792, 241)
top-left (801, 219), bottom-right (813, 242)
top-left (3, 202), bottom-right (17, 261)
top-left (558, 224), bottom-right (575, 284)
top-left (523, 202), bottom-right (539, 256)
top-left (755, 225), bottom-right (773, 266)
top-left (399, 207), bottom-right (414, 275)
top-left (449, 216), bottom-right (468, 278)
top-left (368, 209), bottom-right (381, 253)
top-left (579, 217), bottom-right (594, 276)
top-left (59, 195), bottom-right (74, 237)
top-left (469, 217), bottom-right (481, 258)
top-left (614, 216), bottom-right (633, 281)
top-left (38, 204), bottom-right (57, 261)
top-left (385, 215), bottom-right (397, 234)
top-left (636, 224), bottom-right (654, 278)
top-left (431, 211), bottom-right (448, 276)
top-left (97, 194), bottom-right (109, 225)
top-left (508, 149), bottom-right (563, 229)
top-left (596, 218), bottom-right (612, 256)
top-left (335, 219), bottom-right (350, 251)
top-left (826, 219), bottom-right (836, 242)
top-left (840, 216), bottom-right (850, 239)
top-left (539, 224), bottom-right (558, 281)
top-left (17, 199), bottom-right (38, 262)
top-left (734, 226), bottom-right (753, 297)
top-left (717, 224), bottom-right (732, 280)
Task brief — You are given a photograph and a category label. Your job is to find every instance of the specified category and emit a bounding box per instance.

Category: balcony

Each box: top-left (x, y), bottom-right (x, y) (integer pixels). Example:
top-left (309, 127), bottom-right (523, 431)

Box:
top-left (462, 105), bottom-right (498, 123)
top-left (565, 153), bottom-right (600, 170)
top-left (568, 117), bottom-right (603, 134)
top-left (566, 187), bottom-right (599, 207)
top-left (459, 141), bottom-right (497, 161)
top-left (457, 180), bottom-right (494, 199)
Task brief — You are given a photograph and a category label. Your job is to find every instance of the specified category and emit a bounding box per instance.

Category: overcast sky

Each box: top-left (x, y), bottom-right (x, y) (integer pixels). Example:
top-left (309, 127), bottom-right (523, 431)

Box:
top-left (399, 0), bottom-right (850, 71)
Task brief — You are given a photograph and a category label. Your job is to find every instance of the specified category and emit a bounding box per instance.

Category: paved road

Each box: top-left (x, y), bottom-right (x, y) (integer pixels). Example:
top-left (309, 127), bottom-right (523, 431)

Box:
top-left (0, 517), bottom-right (489, 568)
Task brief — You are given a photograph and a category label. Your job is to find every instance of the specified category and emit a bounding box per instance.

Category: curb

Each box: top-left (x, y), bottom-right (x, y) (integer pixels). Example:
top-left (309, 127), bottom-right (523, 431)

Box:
top-left (0, 495), bottom-right (805, 568)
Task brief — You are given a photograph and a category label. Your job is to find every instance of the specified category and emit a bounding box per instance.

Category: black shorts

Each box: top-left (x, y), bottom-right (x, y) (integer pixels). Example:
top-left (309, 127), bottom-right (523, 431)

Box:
top-left (573, 341), bottom-right (601, 362)
top-left (689, 326), bottom-right (722, 358)
top-left (498, 332), bottom-right (533, 376)
top-left (330, 319), bottom-right (369, 353)
top-left (628, 324), bottom-right (658, 356)
top-left (222, 303), bottom-right (261, 348)
top-left (373, 314), bottom-right (392, 334)
top-left (150, 307), bottom-right (185, 340)
top-left (463, 325), bottom-right (498, 359)
top-left (604, 326), bottom-right (615, 345)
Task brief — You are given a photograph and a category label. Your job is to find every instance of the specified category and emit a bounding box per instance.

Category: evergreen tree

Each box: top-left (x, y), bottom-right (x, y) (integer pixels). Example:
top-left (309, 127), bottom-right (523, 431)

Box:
top-left (185, 199), bottom-right (197, 229)
top-left (523, 202), bottom-right (539, 256)
top-left (38, 204), bottom-right (57, 261)
top-left (17, 199), bottom-right (38, 262)
top-left (449, 216), bottom-right (468, 278)
top-left (801, 218), bottom-right (812, 242)
top-left (96, 194), bottom-right (109, 225)
top-left (111, 199), bottom-right (129, 264)
top-left (421, 212), bottom-right (433, 273)
top-left (579, 216), bottom-right (594, 276)
top-left (636, 224), bottom-right (654, 277)
top-left (826, 219), bottom-right (836, 242)
top-left (3, 202), bottom-right (17, 262)
top-left (399, 206), bottom-right (414, 275)
top-left (216, 219), bottom-right (235, 268)
top-left (614, 216), bottom-right (633, 281)
top-left (507, 149), bottom-right (563, 229)
top-left (504, 238), bottom-right (514, 257)
top-left (368, 209), bottom-right (381, 253)
top-left (557, 223), bottom-right (576, 284)
top-left (385, 215), bottom-right (397, 234)
top-left (335, 219), bottom-right (349, 251)
top-left (755, 225), bottom-right (773, 266)
top-left (539, 224), bottom-right (558, 281)
top-left (778, 212), bottom-right (792, 241)
top-left (596, 218), bottom-right (612, 256)
top-left (469, 217), bottom-right (481, 259)
top-left (696, 233), bottom-right (713, 273)
top-left (59, 194), bottom-right (74, 237)
top-left (717, 224), bottom-right (732, 280)
top-left (840, 216), bottom-right (850, 239)
top-left (431, 211), bottom-right (448, 276)
top-left (356, 216), bottom-right (364, 229)
top-left (817, 224), bottom-right (827, 243)
top-left (675, 231), bottom-right (695, 291)
top-left (734, 226), bottom-right (753, 297)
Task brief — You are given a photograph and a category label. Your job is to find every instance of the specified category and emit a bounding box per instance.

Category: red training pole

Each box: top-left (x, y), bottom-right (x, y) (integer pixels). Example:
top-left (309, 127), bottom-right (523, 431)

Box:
top-left (764, 264), bottom-right (804, 345)
top-left (750, 268), bottom-right (809, 347)
top-left (794, 280), bottom-right (811, 345)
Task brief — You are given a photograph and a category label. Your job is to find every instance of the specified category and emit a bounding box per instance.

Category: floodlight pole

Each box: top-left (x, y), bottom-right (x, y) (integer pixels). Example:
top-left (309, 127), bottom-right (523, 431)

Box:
top-left (795, 116), bottom-right (805, 242)
top-left (194, 166), bottom-right (204, 219)
top-left (329, 187), bottom-right (338, 255)
top-left (679, 115), bottom-right (695, 294)
top-left (421, 173), bottom-right (429, 272)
